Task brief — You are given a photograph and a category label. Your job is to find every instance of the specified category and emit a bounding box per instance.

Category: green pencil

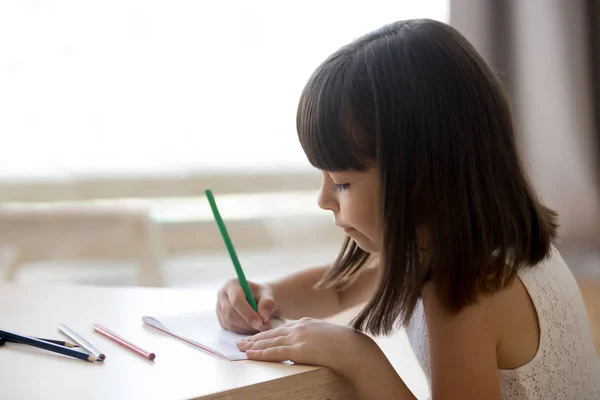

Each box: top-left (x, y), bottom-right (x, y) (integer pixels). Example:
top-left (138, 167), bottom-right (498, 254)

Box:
top-left (205, 189), bottom-right (258, 312)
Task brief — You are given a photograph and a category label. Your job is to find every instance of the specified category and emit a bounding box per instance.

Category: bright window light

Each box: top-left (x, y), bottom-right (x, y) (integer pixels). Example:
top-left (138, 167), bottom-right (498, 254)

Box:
top-left (0, 0), bottom-right (448, 179)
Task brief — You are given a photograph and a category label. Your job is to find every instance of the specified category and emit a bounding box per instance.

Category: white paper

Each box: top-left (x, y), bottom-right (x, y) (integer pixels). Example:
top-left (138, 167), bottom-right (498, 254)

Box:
top-left (142, 311), bottom-right (284, 361)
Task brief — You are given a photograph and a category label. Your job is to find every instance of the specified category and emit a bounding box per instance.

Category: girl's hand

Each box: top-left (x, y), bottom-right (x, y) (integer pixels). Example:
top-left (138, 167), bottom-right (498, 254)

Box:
top-left (216, 279), bottom-right (277, 334)
top-left (235, 317), bottom-right (375, 379)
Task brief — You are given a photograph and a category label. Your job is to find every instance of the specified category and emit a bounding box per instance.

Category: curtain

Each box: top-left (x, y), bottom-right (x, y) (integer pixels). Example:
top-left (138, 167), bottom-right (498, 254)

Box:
top-left (450, 0), bottom-right (600, 250)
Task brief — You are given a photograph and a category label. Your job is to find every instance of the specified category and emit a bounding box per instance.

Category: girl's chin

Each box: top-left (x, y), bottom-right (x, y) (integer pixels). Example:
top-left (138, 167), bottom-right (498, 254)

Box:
top-left (347, 231), bottom-right (379, 253)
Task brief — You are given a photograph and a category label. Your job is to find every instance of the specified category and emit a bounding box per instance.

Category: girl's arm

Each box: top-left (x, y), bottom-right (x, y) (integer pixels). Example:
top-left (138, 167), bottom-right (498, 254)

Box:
top-left (342, 335), bottom-right (417, 400)
top-left (268, 264), bottom-right (378, 320)
top-left (422, 284), bottom-right (502, 399)
top-left (345, 286), bottom-right (503, 399)
top-left (241, 274), bottom-right (503, 399)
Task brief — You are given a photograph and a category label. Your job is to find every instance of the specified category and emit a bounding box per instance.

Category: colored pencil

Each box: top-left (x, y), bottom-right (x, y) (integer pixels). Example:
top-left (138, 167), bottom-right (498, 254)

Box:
top-left (93, 323), bottom-right (155, 361)
top-left (0, 329), bottom-right (97, 362)
top-left (58, 323), bottom-right (106, 361)
top-left (205, 189), bottom-right (258, 312)
top-left (5, 337), bottom-right (78, 348)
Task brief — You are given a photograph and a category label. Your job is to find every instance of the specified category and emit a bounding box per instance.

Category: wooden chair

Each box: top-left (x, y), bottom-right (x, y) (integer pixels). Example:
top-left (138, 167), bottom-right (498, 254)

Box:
top-left (0, 203), bottom-right (164, 286)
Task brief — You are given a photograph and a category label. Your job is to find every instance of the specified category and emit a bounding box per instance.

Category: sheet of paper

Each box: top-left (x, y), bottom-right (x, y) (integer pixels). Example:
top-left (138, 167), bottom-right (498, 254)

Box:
top-left (142, 311), bottom-right (284, 361)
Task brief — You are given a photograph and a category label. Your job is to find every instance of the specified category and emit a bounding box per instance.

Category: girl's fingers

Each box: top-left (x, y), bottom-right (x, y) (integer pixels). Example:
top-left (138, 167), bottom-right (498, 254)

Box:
top-left (246, 345), bottom-right (297, 362)
top-left (257, 295), bottom-right (276, 324)
top-left (248, 281), bottom-right (264, 297)
top-left (218, 292), bottom-right (258, 334)
top-left (242, 326), bottom-right (292, 343)
top-left (237, 335), bottom-right (290, 351)
top-left (229, 321), bottom-right (258, 335)
top-left (226, 308), bottom-right (259, 334)
top-left (226, 285), bottom-right (264, 331)
top-left (278, 320), bottom-right (298, 329)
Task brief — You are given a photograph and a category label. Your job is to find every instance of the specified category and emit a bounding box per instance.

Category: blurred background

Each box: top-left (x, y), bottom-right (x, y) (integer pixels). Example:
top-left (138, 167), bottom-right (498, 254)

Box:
top-left (0, 0), bottom-right (597, 320)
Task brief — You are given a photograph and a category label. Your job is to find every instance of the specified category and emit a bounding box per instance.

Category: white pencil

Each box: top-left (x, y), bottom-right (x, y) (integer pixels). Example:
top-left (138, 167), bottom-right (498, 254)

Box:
top-left (58, 323), bottom-right (106, 361)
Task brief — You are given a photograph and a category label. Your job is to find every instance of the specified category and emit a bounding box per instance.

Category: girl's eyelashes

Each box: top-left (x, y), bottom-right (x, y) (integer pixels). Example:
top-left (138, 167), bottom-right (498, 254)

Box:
top-left (332, 183), bottom-right (350, 192)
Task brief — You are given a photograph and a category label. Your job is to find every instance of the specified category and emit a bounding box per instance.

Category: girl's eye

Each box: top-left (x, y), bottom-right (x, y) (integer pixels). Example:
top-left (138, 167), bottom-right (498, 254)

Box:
top-left (332, 183), bottom-right (350, 192)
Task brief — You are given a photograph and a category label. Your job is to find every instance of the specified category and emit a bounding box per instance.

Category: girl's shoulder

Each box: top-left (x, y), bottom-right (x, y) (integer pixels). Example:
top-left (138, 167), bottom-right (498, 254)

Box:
top-left (420, 246), bottom-right (565, 331)
top-left (420, 247), bottom-right (580, 370)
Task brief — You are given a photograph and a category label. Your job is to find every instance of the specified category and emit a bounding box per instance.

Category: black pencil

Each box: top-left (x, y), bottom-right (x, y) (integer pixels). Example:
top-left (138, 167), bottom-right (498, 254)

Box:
top-left (0, 329), bottom-right (97, 362)
top-left (4, 337), bottom-right (78, 348)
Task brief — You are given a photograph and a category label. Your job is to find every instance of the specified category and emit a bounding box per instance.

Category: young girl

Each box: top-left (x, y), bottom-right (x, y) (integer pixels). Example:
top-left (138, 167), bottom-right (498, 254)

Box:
top-left (216, 19), bottom-right (600, 399)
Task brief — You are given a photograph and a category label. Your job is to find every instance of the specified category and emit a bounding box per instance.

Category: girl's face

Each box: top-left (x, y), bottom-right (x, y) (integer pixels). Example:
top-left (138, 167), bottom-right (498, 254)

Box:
top-left (317, 168), bottom-right (381, 253)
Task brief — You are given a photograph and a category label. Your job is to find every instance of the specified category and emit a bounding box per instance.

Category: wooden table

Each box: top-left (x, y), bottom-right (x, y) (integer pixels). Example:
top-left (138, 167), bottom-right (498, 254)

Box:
top-left (0, 284), bottom-right (428, 400)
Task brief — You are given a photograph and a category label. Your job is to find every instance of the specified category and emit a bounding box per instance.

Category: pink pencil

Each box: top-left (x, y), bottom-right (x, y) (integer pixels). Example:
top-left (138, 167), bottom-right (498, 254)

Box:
top-left (93, 323), bottom-right (156, 361)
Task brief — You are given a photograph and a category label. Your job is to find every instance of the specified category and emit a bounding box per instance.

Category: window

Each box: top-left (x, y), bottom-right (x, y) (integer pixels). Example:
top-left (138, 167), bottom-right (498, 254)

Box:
top-left (0, 0), bottom-right (448, 189)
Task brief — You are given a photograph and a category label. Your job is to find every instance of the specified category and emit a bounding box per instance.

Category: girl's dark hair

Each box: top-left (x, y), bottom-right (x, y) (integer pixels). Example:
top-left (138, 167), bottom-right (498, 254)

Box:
top-left (296, 19), bottom-right (558, 336)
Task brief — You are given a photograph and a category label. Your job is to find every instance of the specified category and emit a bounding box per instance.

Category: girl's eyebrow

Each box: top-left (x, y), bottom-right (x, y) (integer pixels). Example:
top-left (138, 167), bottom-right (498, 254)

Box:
top-left (328, 171), bottom-right (352, 177)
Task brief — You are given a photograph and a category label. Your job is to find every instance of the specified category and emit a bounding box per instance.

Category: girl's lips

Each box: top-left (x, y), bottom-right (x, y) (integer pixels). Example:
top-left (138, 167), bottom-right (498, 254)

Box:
top-left (335, 221), bottom-right (354, 232)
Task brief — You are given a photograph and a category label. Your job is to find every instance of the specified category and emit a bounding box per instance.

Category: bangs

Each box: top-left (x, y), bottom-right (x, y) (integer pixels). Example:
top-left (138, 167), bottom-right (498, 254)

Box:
top-left (296, 53), bottom-right (376, 171)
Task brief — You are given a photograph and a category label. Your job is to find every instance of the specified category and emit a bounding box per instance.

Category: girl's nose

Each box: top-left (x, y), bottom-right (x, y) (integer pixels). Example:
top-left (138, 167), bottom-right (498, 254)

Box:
top-left (317, 175), bottom-right (339, 212)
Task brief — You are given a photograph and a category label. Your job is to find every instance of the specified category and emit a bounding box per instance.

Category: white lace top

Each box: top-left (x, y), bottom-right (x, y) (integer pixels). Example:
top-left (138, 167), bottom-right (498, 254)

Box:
top-left (406, 246), bottom-right (600, 399)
